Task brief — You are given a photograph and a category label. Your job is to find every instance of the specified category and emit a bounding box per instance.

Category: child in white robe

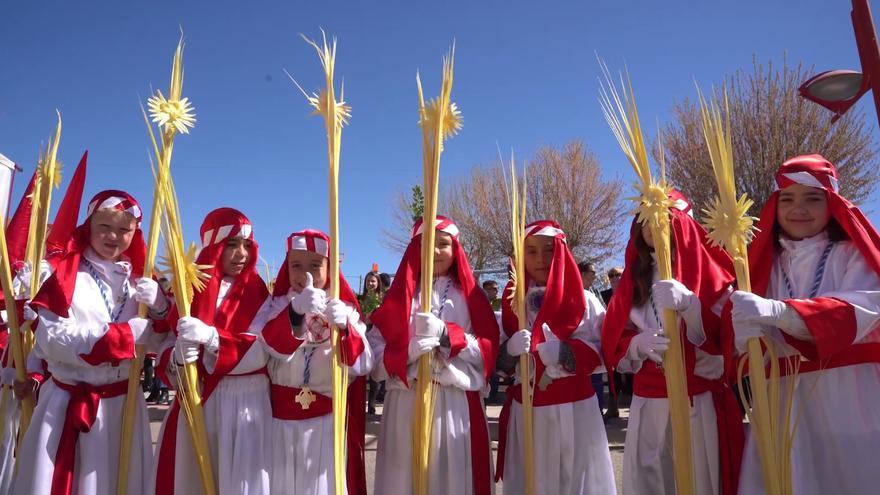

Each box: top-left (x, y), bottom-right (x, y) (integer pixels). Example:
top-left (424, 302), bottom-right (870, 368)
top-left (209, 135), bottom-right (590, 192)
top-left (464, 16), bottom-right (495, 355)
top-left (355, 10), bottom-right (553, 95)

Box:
top-left (730, 155), bottom-right (880, 495)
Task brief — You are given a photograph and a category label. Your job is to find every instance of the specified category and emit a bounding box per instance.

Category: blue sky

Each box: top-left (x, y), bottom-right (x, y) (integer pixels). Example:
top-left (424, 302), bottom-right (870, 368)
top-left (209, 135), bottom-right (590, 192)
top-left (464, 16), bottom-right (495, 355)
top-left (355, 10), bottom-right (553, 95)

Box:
top-left (2, 0), bottom-right (878, 290)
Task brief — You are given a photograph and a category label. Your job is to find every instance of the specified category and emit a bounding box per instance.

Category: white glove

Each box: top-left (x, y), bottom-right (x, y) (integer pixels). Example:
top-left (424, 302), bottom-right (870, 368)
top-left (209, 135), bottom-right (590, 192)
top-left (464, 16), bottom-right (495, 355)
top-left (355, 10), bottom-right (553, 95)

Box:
top-left (16, 261), bottom-right (35, 295)
top-left (506, 329), bottom-right (532, 357)
top-left (627, 332), bottom-right (670, 364)
top-left (536, 323), bottom-right (561, 365)
top-left (325, 298), bottom-right (354, 328)
top-left (408, 335), bottom-right (440, 361)
top-left (1, 305), bottom-right (37, 324)
top-left (23, 305), bottom-right (37, 322)
top-left (127, 317), bottom-right (151, 342)
top-left (413, 312), bottom-right (445, 338)
top-left (732, 320), bottom-right (766, 351)
top-left (652, 279), bottom-right (696, 312)
top-left (0, 367), bottom-right (15, 386)
top-left (174, 339), bottom-right (201, 364)
top-left (176, 317), bottom-right (219, 352)
top-left (291, 273), bottom-right (327, 315)
top-left (134, 277), bottom-right (168, 311)
top-left (730, 291), bottom-right (787, 326)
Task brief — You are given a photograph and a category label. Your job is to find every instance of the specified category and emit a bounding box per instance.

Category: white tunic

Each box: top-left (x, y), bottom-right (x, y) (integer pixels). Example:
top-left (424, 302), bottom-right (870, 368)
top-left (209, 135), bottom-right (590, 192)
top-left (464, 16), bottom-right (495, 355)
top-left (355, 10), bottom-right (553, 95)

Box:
top-left (500, 288), bottom-right (616, 495)
top-left (153, 277), bottom-right (275, 495)
top-left (12, 249), bottom-right (158, 495)
top-left (371, 276), bottom-right (495, 495)
top-left (616, 281), bottom-right (724, 495)
top-left (0, 381), bottom-right (18, 495)
top-left (267, 295), bottom-right (373, 494)
top-left (0, 259), bottom-right (53, 492)
top-left (738, 232), bottom-right (880, 495)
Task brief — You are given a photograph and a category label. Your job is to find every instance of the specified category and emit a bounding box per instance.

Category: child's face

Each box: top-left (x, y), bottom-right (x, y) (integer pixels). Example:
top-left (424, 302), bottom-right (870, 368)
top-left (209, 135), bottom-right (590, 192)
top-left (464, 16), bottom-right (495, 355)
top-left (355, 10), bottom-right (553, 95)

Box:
top-left (365, 275), bottom-right (379, 291)
top-left (524, 235), bottom-right (554, 286)
top-left (287, 249), bottom-right (329, 291)
top-left (220, 237), bottom-right (252, 277)
top-left (777, 184), bottom-right (830, 240)
top-left (89, 209), bottom-right (137, 261)
top-left (433, 232), bottom-right (455, 277)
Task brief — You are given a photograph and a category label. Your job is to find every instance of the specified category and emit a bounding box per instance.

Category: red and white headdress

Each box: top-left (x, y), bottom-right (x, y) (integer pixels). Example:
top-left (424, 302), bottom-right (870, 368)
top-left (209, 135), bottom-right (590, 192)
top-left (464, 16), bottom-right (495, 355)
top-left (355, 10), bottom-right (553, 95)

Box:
top-left (31, 190), bottom-right (146, 317)
top-left (86, 193), bottom-right (142, 226)
top-left (191, 208), bottom-right (261, 323)
top-left (264, 227), bottom-right (367, 494)
top-left (750, 154), bottom-right (880, 296)
top-left (184, 208), bottom-right (270, 387)
top-left (285, 229), bottom-right (330, 258)
top-left (599, 193), bottom-right (741, 495)
top-left (199, 208), bottom-right (253, 249)
top-left (601, 191), bottom-right (734, 372)
top-left (370, 215), bottom-right (499, 383)
top-left (411, 216), bottom-right (461, 239)
top-left (748, 154), bottom-right (880, 362)
top-left (501, 220), bottom-right (585, 342)
top-left (271, 229), bottom-right (358, 304)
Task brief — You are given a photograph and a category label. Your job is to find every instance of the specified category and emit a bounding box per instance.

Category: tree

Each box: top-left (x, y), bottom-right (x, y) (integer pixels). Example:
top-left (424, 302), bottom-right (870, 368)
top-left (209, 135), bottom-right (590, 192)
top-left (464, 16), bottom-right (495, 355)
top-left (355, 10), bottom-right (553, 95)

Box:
top-left (443, 140), bottom-right (629, 271)
top-left (381, 185), bottom-right (425, 253)
top-left (660, 58), bottom-right (878, 215)
top-left (523, 141), bottom-right (628, 265)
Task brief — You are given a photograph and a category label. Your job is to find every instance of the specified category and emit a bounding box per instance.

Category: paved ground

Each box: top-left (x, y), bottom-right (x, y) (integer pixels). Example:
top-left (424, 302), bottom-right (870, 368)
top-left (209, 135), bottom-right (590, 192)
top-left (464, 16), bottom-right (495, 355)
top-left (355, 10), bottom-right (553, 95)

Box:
top-left (148, 392), bottom-right (630, 494)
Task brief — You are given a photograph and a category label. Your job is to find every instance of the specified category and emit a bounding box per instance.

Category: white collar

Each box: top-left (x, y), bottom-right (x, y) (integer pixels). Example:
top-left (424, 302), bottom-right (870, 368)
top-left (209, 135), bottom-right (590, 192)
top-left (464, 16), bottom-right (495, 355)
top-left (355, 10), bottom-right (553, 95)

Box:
top-left (83, 247), bottom-right (132, 280)
top-left (779, 230), bottom-right (830, 254)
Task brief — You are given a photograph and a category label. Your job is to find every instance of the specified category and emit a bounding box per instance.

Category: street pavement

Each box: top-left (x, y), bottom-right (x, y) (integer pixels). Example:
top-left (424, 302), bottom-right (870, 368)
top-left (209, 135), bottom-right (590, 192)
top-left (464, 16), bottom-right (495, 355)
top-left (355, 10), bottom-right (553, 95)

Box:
top-left (147, 392), bottom-right (629, 494)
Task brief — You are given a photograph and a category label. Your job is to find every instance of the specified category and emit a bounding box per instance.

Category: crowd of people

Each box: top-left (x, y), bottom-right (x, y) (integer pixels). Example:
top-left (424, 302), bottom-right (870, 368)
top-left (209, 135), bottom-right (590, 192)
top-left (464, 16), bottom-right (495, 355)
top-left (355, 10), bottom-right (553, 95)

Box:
top-left (0, 153), bottom-right (878, 494)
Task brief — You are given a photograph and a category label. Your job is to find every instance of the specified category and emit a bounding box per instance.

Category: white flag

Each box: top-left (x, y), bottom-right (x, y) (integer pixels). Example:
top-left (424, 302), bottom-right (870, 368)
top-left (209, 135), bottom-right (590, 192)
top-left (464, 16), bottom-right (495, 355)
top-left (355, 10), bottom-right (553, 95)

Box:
top-left (0, 153), bottom-right (18, 222)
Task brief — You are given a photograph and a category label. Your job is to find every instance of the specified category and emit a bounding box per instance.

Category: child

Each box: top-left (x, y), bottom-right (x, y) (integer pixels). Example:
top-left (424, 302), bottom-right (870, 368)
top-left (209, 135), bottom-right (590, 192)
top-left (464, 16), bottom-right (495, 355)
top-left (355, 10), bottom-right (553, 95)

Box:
top-left (496, 220), bottom-right (615, 495)
top-left (13, 190), bottom-right (165, 495)
top-left (265, 229), bottom-right (372, 495)
top-left (359, 270), bottom-right (386, 326)
top-left (153, 207), bottom-right (275, 494)
top-left (371, 216), bottom-right (498, 495)
top-left (359, 270), bottom-right (386, 415)
top-left (601, 192), bottom-right (743, 495)
top-left (730, 155), bottom-right (880, 494)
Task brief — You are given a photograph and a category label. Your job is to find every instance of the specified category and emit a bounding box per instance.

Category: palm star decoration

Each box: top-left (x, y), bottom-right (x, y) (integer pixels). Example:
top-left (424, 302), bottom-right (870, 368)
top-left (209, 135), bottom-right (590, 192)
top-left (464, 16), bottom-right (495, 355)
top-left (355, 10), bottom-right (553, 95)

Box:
top-left (703, 194), bottom-right (757, 250)
top-left (631, 182), bottom-right (674, 229)
top-left (295, 85), bottom-right (352, 127)
top-left (696, 86), bottom-right (758, 253)
top-left (285, 30), bottom-right (351, 131)
top-left (160, 243), bottom-right (212, 300)
top-left (422, 98), bottom-right (462, 140)
top-left (148, 90), bottom-right (196, 135)
top-left (36, 153), bottom-right (63, 189)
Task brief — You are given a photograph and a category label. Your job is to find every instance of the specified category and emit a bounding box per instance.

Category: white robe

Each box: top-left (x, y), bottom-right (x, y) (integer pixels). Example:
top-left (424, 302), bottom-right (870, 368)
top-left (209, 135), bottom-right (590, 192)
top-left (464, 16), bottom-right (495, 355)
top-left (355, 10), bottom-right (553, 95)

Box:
top-left (0, 259), bottom-right (53, 491)
top-left (616, 273), bottom-right (724, 495)
top-left (500, 288), bottom-right (616, 495)
top-left (267, 295), bottom-right (373, 494)
top-left (0, 377), bottom-right (18, 495)
top-left (12, 250), bottom-right (158, 495)
top-left (153, 277), bottom-right (275, 495)
top-left (738, 233), bottom-right (880, 495)
top-left (371, 276), bottom-right (495, 495)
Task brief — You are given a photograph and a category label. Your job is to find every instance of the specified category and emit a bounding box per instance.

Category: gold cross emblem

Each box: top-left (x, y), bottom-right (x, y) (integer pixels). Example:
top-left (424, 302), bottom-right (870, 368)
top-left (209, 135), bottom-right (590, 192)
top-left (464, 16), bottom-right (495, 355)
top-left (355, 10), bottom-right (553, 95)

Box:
top-left (296, 386), bottom-right (317, 410)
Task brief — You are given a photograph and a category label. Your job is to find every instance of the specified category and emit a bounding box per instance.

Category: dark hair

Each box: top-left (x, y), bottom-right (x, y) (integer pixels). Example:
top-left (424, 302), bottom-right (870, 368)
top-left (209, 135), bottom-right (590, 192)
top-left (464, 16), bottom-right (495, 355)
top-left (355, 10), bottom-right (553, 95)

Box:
top-left (482, 280), bottom-right (498, 289)
top-left (577, 261), bottom-right (596, 274)
top-left (379, 272), bottom-right (392, 288)
top-left (630, 221), bottom-right (654, 307)
top-left (363, 271), bottom-right (387, 295)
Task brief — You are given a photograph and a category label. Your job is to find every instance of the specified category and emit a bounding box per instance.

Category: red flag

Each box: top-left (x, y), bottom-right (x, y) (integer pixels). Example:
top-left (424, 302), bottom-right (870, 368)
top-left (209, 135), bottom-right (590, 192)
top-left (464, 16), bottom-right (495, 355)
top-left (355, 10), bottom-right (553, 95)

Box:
top-left (0, 168), bottom-right (37, 309)
top-left (46, 150), bottom-right (87, 264)
top-left (5, 168), bottom-right (38, 271)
